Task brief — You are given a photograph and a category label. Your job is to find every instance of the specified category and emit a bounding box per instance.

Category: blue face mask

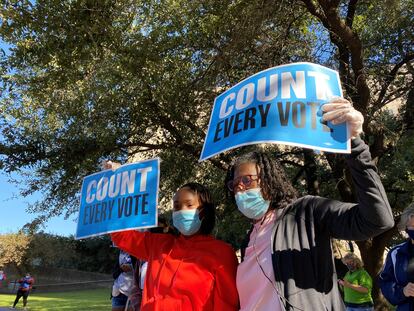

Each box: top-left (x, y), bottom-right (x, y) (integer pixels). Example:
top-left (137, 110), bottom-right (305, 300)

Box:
top-left (235, 188), bottom-right (270, 220)
top-left (172, 209), bottom-right (201, 236)
top-left (406, 229), bottom-right (414, 240)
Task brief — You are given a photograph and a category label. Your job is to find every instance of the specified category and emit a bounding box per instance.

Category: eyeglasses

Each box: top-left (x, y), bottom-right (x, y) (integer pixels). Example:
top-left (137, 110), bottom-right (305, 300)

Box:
top-left (227, 175), bottom-right (259, 192)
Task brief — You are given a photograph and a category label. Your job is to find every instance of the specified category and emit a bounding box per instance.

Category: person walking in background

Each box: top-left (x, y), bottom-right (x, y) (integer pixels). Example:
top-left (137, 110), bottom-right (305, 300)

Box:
top-left (110, 179), bottom-right (239, 311)
top-left (339, 253), bottom-right (374, 311)
top-left (112, 250), bottom-right (135, 311)
top-left (225, 98), bottom-right (394, 310)
top-left (12, 272), bottom-right (34, 309)
top-left (0, 269), bottom-right (7, 288)
top-left (380, 203), bottom-right (414, 311)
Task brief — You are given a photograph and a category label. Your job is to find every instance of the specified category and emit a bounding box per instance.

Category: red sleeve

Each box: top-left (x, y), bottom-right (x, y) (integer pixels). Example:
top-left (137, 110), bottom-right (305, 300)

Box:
top-left (111, 230), bottom-right (152, 261)
top-left (212, 245), bottom-right (239, 310)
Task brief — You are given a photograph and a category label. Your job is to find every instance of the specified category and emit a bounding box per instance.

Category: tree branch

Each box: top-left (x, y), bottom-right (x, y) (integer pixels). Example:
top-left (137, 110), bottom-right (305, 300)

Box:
top-left (302, 0), bottom-right (370, 112)
top-left (375, 54), bottom-right (414, 108)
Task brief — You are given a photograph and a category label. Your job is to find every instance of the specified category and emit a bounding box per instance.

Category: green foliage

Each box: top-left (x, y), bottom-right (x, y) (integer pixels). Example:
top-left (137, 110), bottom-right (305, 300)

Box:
top-left (0, 0), bottom-right (312, 244)
top-left (73, 235), bottom-right (117, 273)
top-left (379, 133), bottom-right (414, 213)
top-left (0, 233), bottom-right (31, 268)
top-left (0, 1), bottom-right (413, 255)
top-left (18, 233), bottom-right (117, 274)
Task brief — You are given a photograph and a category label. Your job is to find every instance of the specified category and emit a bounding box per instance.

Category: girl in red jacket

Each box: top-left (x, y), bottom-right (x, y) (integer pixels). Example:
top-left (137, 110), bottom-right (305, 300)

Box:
top-left (111, 179), bottom-right (239, 311)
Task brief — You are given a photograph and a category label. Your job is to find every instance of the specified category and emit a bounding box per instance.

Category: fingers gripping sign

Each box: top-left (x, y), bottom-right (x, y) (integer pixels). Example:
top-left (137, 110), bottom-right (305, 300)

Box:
top-left (101, 160), bottom-right (122, 171)
top-left (322, 97), bottom-right (364, 139)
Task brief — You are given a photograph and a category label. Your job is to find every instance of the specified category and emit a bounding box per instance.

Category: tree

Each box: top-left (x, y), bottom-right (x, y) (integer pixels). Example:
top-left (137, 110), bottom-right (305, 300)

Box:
top-left (0, 0), bottom-right (312, 240)
top-left (1, 0), bottom-right (413, 307)
top-left (0, 233), bottom-right (31, 272)
top-left (0, 232), bottom-right (117, 274)
top-left (26, 233), bottom-right (118, 273)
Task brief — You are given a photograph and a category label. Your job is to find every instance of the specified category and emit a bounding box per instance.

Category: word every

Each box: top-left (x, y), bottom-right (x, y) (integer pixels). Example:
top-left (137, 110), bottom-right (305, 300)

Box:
top-left (214, 101), bottom-right (330, 142)
top-left (82, 194), bottom-right (149, 225)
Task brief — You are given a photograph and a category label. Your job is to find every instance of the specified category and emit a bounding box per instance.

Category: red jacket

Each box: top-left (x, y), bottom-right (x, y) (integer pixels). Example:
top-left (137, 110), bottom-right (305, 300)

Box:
top-left (111, 231), bottom-right (239, 311)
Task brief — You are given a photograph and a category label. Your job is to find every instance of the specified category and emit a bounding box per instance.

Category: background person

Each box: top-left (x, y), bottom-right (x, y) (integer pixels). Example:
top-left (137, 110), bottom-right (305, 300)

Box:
top-left (12, 273), bottom-right (34, 309)
top-left (112, 250), bottom-right (135, 311)
top-left (380, 203), bottom-right (414, 311)
top-left (110, 180), bottom-right (239, 311)
top-left (0, 269), bottom-right (7, 288)
top-left (225, 98), bottom-right (394, 310)
top-left (339, 252), bottom-right (374, 310)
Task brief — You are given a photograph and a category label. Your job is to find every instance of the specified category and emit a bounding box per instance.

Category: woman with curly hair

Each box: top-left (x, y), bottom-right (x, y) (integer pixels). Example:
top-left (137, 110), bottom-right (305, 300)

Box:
top-left (225, 98), bottom-right (394, 311)
top-left (339, 252), bottom-right (374, 310)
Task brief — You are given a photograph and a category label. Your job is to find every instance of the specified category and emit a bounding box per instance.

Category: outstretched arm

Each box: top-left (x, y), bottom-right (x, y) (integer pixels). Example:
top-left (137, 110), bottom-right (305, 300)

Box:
top-left (111, 230), bottom-right (152, 261)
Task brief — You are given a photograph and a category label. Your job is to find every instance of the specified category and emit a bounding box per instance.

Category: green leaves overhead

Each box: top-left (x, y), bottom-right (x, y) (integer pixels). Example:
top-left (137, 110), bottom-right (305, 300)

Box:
top-left (0, 1), bottom-right (413, 247)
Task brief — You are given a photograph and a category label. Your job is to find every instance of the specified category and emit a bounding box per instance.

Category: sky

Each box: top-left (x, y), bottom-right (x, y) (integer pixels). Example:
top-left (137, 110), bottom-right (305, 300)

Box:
top-left (0, 39), bottom-right (78, 236)
top-left (0, 173), bottom-right (78, 236)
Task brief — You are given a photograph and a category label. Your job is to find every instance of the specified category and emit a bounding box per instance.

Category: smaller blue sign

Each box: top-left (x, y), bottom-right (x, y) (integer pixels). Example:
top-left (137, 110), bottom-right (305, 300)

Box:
top-left (199, 62), bottom-right (351, 161)
top-left (75, 158), bottom-right (159, 239)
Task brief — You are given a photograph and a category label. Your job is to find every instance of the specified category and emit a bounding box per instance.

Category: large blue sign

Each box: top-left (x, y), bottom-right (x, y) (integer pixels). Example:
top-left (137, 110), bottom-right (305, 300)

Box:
top-left (200, 62), bottom-right (350, 161)
top-left (75, 158), bottom-right (159, 239)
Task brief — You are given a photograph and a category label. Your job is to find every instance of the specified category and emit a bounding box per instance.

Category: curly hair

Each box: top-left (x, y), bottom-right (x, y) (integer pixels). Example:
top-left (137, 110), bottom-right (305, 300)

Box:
top-left (225, 151), bottom-right (298, 210)
top-left (342, 252), bottom-right (364, 269)
top-left (179, 182), bottom-right (215, 235)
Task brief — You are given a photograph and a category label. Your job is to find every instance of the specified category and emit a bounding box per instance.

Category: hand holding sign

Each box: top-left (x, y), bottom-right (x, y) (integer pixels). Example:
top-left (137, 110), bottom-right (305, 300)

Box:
top-left (101, 160), bottom-right (122, 171)
top-left (322, 97), bottom-right (364, 139)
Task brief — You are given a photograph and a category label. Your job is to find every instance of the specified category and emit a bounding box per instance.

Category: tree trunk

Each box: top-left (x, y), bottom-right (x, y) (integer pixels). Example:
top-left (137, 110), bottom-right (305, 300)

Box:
top-left (303, 150), bottom-right (320, 195)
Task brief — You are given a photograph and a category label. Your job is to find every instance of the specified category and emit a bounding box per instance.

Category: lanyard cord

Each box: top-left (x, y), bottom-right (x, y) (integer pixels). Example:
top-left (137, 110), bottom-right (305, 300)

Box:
top-left (252, 224), bottom-right (306, 311)
top-left (154, 238), bottom-right (185, 298)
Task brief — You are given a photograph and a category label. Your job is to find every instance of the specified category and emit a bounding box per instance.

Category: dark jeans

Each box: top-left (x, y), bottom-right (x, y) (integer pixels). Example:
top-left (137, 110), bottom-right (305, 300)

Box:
top-left (13, 289), bottom-right (30, 307)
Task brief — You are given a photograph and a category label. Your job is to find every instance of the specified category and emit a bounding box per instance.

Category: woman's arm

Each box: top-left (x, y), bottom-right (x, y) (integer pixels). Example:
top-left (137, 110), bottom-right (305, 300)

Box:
top-left (312, 138), bottom-right (394, 240)
top-left (111, 230), bottom-right (152, 261)
top-left (339, 279), bottom-right (369, 293)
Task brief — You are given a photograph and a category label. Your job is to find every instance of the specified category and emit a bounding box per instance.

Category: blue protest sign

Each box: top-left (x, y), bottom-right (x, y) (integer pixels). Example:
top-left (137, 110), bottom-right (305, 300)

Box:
top-left (200, 62), bottom-right (350, 161)
top-left (75, 158), bottom-right (159, 239)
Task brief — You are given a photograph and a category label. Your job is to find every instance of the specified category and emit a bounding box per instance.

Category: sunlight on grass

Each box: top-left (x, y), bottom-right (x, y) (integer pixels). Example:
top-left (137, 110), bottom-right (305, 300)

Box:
top-left (0, 288), bottom-right (111, 311)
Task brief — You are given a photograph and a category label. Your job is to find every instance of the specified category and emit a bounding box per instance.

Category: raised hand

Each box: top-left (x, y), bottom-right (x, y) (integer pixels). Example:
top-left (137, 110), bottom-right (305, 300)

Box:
top-left (322, 97), bottom-right (364, 139)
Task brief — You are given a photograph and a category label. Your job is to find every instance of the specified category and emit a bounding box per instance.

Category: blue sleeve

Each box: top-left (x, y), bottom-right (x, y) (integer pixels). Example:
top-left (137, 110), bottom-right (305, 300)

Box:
top-left (379, 250), bottom-right (408, 305)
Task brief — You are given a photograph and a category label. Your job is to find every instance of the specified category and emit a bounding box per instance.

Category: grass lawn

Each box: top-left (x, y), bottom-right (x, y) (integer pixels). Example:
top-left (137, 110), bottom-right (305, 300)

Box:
top-left (0, 288), bottom-right (111, 311)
